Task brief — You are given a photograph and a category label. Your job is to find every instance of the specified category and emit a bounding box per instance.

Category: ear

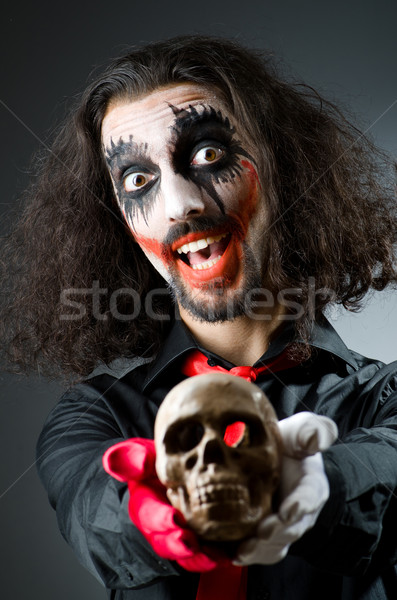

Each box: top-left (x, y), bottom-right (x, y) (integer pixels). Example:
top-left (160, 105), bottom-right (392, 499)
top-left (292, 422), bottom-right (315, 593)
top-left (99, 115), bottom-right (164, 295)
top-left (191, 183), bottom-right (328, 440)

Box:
top-left (103, 438), bottom-right (156, 482)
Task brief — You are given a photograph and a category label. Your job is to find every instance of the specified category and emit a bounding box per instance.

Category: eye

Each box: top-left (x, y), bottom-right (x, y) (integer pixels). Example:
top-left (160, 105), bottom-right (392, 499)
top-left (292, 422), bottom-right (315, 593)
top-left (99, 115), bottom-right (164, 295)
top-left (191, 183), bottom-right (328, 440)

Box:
top-left (123, 171), bottom-right (155, 192)
top-left (191, 145), bottom-right (224, 166)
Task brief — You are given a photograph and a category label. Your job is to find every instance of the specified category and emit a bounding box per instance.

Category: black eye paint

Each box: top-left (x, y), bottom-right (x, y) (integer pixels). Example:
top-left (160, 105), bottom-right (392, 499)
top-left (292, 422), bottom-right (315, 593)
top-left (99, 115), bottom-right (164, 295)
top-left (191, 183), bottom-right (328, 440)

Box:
top-left (104, 135), bottom-right (159, 226)
top-left (170, 104), bottom-right (256, 214)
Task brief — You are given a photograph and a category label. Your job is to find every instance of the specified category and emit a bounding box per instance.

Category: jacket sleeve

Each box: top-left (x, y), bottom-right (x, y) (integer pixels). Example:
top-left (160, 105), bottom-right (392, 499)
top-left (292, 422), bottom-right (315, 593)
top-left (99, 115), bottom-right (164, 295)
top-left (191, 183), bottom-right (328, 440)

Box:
top-left (36, 382), bottom-right (181, 590)
top-left (291, 367), bottom-right (397, 576)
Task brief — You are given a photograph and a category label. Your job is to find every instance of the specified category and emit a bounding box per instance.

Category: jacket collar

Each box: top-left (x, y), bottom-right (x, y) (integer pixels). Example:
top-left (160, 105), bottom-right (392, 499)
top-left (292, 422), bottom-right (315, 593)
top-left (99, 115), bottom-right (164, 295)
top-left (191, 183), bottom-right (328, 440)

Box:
top-left (142, 315), bottom-right (358, 392)
top-left (307, 317), bottom-right (359, 369)
top-left (142, 318), bottom-right (197, 392)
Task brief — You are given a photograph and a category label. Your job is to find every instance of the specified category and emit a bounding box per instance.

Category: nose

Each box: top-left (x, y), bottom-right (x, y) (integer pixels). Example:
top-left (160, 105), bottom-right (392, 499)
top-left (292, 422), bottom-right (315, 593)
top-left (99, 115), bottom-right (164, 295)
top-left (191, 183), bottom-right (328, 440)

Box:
top-left (161, 172), bottom-right (206, 222)
top-left (202, 438), bottom-right (227, 466)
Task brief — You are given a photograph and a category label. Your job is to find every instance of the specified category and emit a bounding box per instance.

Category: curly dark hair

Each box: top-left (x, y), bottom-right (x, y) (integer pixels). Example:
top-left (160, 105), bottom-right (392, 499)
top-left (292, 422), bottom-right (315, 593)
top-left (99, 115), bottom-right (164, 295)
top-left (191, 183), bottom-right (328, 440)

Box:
top-left (1, 35), bottom-right (396, 378)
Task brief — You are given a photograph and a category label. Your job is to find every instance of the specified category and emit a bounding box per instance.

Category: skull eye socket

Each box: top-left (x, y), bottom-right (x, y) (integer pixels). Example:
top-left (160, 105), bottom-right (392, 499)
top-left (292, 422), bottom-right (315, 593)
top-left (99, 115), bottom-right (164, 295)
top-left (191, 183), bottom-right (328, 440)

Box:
top-left (224, 421), bottom-right (248, 447)
top-left (223, 417), bottom-right (267, 448)
top-left (164, 420), bottom-right (205, 453)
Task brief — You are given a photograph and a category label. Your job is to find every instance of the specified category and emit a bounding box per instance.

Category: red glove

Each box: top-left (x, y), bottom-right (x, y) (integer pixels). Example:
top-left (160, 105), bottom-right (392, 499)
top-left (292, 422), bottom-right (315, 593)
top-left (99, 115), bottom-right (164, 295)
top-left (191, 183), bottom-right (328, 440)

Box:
top-left (103, 438), bottom-right (229, 572)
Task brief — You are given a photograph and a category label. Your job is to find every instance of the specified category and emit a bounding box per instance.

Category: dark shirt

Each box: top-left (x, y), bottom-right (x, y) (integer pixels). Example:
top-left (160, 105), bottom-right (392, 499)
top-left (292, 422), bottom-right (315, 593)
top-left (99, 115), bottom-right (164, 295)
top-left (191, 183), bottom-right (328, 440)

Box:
top-left (37, 318), bottom-right (397, 599)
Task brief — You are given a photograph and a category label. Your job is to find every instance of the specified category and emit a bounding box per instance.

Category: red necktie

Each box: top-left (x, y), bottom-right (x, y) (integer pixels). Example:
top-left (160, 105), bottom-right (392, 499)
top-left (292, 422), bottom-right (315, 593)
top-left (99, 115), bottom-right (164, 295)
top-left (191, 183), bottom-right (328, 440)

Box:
top-left (182, 347), bottom-right (299, 600)
top-left (181, 347), bottom-right (298, 382)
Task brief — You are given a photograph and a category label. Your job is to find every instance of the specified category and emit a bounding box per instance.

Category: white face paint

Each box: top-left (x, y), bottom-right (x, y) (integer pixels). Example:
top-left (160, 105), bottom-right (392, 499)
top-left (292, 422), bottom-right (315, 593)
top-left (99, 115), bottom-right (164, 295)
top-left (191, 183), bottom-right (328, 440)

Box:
top-left (102, 83), bottom-right (269, 322)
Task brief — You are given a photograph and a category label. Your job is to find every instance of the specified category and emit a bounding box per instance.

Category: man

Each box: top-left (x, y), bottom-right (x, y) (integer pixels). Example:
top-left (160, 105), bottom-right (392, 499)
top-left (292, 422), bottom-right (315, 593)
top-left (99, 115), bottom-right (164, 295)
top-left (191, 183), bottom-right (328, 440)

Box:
top-left (2, 36), bottom-right (397, 599)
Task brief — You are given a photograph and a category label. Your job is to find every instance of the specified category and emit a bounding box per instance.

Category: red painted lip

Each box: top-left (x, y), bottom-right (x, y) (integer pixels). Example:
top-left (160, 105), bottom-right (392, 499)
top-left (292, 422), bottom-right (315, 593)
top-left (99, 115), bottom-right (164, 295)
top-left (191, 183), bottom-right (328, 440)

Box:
top-left (171, 227), bottom-right (231, 253)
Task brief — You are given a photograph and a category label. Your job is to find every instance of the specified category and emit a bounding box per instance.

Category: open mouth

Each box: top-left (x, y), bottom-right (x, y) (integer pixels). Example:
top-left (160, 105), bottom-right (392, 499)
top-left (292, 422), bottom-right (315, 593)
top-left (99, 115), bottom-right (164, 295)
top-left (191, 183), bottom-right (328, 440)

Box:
top-left (175, 232), bottom-right (231, 271)
top-left (169, 226), bottom-right (243, 288)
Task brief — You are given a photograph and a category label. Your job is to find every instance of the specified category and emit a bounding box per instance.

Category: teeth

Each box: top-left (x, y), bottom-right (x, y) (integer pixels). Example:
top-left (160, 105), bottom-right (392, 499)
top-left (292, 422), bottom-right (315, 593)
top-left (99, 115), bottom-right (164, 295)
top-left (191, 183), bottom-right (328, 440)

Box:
top-left (190, 482), bottom-right (249, 509)
top-left (192, 255), bottom-right (222, 270)
top-left (176, 233), bottom-right (227, 255)
top-left (196, 238), bottom-right (208, 250)
top-left (188, 241), bottom-right (199, 253)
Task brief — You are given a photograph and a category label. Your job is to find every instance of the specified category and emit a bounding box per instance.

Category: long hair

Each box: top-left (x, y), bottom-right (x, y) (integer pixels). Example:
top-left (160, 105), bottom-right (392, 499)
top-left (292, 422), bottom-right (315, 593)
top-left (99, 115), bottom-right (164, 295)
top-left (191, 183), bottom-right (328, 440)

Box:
top-left (1, 35), bottom-right (396, 377)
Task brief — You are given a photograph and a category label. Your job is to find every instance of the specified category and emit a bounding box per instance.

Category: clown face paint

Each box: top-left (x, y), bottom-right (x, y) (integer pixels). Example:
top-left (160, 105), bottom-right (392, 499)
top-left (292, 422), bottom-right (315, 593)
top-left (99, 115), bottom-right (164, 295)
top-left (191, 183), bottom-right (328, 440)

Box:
top-left (102, 83), bottom-right (268, 321)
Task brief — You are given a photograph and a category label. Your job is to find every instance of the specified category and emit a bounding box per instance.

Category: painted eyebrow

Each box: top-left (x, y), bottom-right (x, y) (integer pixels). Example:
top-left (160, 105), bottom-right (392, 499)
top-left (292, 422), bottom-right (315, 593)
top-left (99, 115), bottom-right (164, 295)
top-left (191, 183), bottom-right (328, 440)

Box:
top-left (104, 136), bottom-right (156, 172)
top-left (169, 103), bottom-right (235, 139)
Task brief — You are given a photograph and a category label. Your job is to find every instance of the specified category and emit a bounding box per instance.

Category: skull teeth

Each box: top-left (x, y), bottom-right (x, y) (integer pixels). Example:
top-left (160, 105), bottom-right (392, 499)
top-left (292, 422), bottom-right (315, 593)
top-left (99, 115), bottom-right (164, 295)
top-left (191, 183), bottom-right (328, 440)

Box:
top-left (191, 483), bottom-right (249, 508)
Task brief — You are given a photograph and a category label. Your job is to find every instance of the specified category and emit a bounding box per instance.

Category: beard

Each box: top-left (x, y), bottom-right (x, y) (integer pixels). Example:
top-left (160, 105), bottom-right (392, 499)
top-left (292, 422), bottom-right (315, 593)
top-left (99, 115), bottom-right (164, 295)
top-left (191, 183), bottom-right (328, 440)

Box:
top-left (167, 242), bottom-right (264, 323)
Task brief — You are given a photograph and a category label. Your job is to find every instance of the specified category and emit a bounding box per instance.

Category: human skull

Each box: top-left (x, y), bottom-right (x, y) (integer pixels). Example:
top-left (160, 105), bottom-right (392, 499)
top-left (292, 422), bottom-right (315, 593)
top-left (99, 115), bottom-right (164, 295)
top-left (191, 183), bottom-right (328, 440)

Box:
top-left (154, 373), bottom-right (282, 542)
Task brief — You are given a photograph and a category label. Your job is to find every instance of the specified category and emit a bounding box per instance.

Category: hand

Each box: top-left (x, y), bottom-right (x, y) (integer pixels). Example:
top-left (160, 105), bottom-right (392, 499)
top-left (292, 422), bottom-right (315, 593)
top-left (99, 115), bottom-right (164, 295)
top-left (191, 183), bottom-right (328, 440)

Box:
top-left (234, 412), bottom-right (338, 566)
top-left (103, 438), bottom-right (229, 572)
top-left (279, 411), bottom-right (338, 458)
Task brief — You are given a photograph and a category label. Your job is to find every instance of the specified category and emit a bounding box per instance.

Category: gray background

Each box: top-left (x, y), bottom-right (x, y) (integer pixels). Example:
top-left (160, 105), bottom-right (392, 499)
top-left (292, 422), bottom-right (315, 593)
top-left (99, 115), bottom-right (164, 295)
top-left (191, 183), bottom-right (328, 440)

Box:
top-left (0, 1), bottom-right (396, 598)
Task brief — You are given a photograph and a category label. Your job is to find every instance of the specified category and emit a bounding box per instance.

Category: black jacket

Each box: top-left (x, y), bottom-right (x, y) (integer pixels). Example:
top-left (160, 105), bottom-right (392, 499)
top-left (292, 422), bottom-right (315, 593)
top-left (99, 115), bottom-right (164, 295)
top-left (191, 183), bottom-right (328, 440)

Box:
top-left (37, 318), bottom-right (397, 599)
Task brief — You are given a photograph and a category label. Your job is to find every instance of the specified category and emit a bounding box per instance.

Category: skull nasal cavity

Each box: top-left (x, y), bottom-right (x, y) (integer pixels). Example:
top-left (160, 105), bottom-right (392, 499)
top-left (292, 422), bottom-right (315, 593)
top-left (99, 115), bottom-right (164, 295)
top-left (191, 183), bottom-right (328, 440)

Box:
top-left (203, 439), bottom-right (226, 465)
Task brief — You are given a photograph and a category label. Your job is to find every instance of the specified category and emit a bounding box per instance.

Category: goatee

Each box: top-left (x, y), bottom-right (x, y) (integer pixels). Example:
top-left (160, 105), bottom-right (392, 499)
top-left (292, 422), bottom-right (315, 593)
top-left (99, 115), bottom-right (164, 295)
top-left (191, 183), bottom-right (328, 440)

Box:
top-left (167, 242), bottom-right (263, 323)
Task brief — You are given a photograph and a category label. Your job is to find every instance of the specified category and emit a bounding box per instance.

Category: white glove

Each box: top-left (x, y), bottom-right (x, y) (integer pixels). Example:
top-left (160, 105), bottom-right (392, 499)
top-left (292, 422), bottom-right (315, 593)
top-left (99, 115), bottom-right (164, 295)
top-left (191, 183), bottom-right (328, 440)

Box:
top-left (234, 412), bottom-right (338, 566)
top-left (278, 411), bottom-right (338, 459)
